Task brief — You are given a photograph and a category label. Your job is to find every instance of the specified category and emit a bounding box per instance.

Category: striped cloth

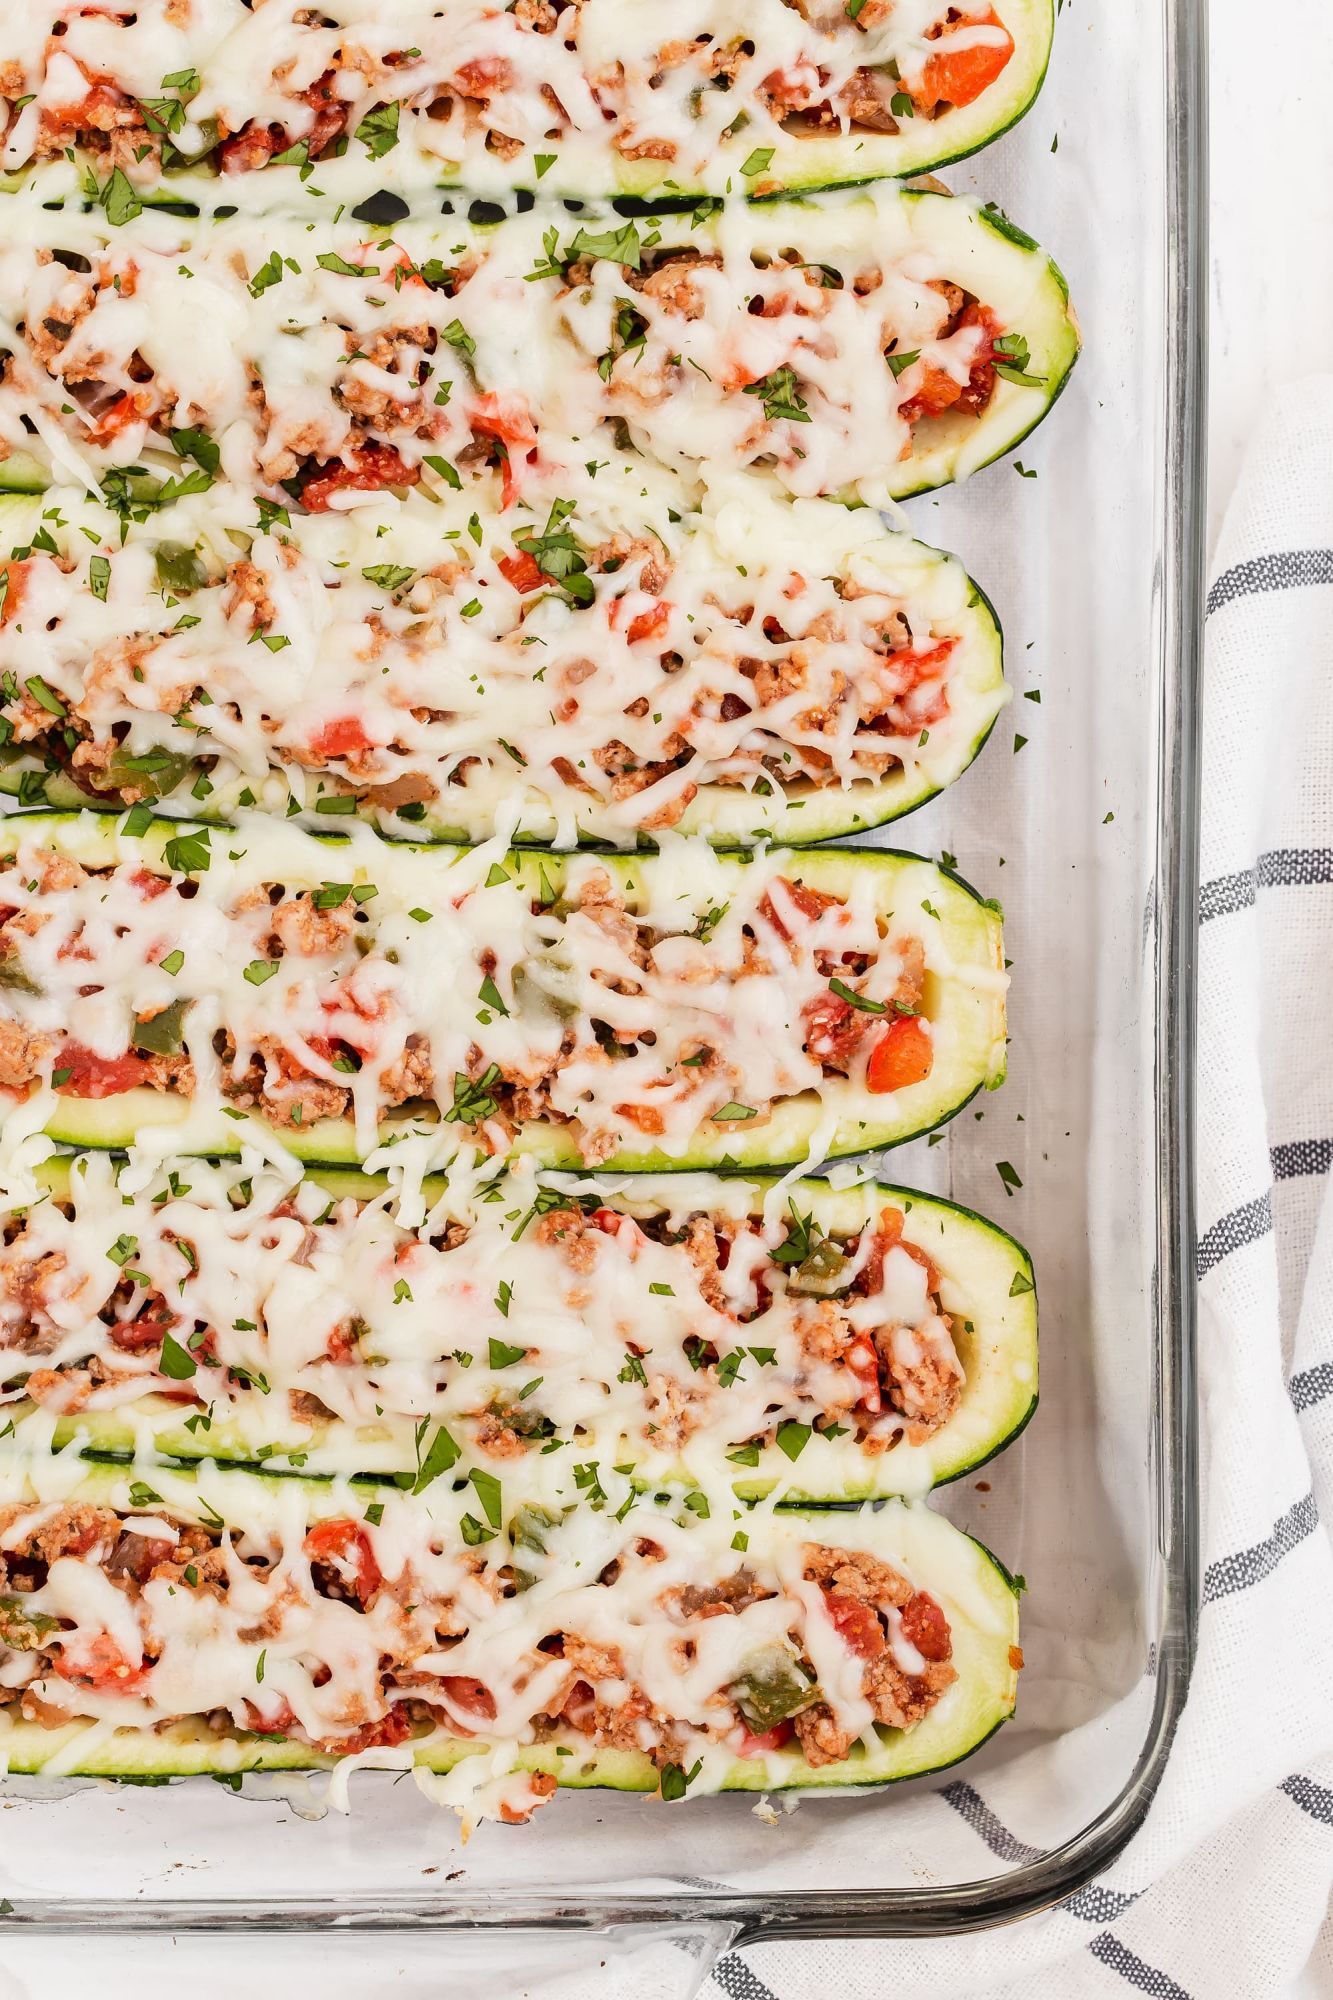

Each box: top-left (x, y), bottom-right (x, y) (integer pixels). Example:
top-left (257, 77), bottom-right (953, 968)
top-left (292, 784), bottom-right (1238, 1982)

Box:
top-left (698, 390), bottom-right (1333, 2000)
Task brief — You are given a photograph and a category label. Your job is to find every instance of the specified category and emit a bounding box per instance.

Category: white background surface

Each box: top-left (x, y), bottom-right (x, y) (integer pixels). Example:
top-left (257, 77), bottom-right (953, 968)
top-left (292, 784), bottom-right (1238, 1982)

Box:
top-left (1208, 0), bottom-right (1332, 551)
top-left (0, 3), bottom-right (1323, 1992)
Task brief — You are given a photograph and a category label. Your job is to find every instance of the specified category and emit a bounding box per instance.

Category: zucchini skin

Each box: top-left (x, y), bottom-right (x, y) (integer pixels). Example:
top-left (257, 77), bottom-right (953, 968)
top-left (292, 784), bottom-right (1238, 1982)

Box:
top-left (23, 1167), bottom-right (1037, 1499)
top-left (0, 812), bottom-right (1009, 1171)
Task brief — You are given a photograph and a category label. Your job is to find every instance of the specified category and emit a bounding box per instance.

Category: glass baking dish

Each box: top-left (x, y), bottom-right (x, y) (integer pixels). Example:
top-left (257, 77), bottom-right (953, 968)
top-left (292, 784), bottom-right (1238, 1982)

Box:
top-left (0, 0), bottom-right (1205, 1958)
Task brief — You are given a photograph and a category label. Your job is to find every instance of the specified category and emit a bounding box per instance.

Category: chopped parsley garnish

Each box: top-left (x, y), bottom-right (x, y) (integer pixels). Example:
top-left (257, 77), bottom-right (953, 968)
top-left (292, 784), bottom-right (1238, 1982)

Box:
top-left (992, 333), bottom-right (1047, 389)
top-left (513, 498), bottom-right (594, 607)
top-left (412, 1419), bottom-right (461, 1492)
top-left (743, 367), bottom-right (811, 424)
top-left (445, 1064), bottom-right (503, 1124)
top-left (828, 976), bottom-right (886, 1015)
top-left (355, 101), bottom-right (400, 159)
top-left (158, 1332), bottom-right (197, 1380)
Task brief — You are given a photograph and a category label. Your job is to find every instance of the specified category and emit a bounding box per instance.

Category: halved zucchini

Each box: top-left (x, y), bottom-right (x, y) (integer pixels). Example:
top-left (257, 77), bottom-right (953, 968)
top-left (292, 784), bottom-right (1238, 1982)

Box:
top-left (0, 808), bottom-right (1008, 1169)
top-left (0, 1453), bottom-right (1021, 1798)
top-left (0, 486), bottom-right (1007, 848)
top-left (0, 184), bottom-right (1077, 507)
top-left (13, 1159), bottom-right (1036, 1497)
top-left (0, 0), bottom-right (1052, 204)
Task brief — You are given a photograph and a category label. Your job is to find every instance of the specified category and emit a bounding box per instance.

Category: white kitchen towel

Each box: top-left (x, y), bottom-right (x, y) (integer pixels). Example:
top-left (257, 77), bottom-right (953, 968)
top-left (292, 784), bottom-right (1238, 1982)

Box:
top-left (696, 381), bottom-right (1333, 2000)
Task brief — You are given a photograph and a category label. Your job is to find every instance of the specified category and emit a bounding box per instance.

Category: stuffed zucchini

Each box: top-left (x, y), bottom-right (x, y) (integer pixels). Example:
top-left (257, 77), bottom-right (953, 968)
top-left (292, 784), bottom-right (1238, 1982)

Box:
top-left (0, 477), bottom-right (1007, 846)
top-left (0, 809), bottom-right (1007, 1167)
top-left (0, 184), bottom-right (1078, 508)
top-left (0, 1), bottom-right (1053, 199)
top-left (0, 1454), bottom-right (1022, 1812)
top-left (0, 1154), bottom-right (1036, 1496)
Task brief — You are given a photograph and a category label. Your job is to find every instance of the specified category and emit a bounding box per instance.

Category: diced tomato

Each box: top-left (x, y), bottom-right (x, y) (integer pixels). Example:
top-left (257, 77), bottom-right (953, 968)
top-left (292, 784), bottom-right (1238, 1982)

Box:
top-left (625, 601), bottom-right (671, 646)
top-left (738, 1720), bottom-right (795, 1756)
top-left (469, 395), bottom-right (537, 509)
top-left (107, 1532), bottom-right (177, 1584)
top-left (861, 1205), bottom-right (941, 1299)
top-left (757, 877), bottom-right (840, 942)
top-left (910, 9), bottom-right (1014, 112)
top-left (498, 550), bottom-right (544, 594)
top-left (0, 557), bottom-right (32, 630)
top-left (589, 1207), bottom-right (647, 1257)
top-left (107, 1319), bottom-right (163, 1354)
top-left (469, 395), bottom-right (537, 451)
top-left (899, 305), bottom-right (1000, 425)
top-left (242, 1697), bottom-right (298, 1737)
top-left (900, 1590), bottom-right (953, 1663)
top-left (326, 1319), bottom-right (360, 1364)
top-left (453, 57), bottom-right (515, 99)
top-left (55, 926), bottom-right (94, 963)
top-left (381, 248), bottom-right (430, 292)
top-left (54, 1632), bottom-right (147, 1692)
top-left (39, 75), bottom-right (131, 143)
top-left (302, 1518), bottom-right (383, 1608)
top-left (560, 1678), bottom-right (595, 1730)
top-left (87, 393), bottom-right (145, 445)
top-left (615, 1101), bottom-right (666, 1136)
top-left (301, 443), bottom-right (420, 513)
top-left (220, 69), bottom-right (348, 174)
top-left (866, 1016), bottom-right (934, 1094)
top-left (898, 362), bottom-right (968, 423)
top-left (823, 1590), bottom-right (886, 1660)
top-left (802, 990), bottom-right (873, 1070)
top-left (129, 868), bottom-right (171, 900)
top-left (760, 64), bottom-right (820, 113)
top-left (308, 715), bottom-right (375, 760)
top-left (107, 1295), bottom-right (178, 1355)
top-left (498, 1771), bottom-right (558, 1822)
top-left (903, 638), bottom-right (957, 686)
top-left (843, 1331), bottom-right (883, 1414)
top-left (219, 124), bottom-right (284, 174)
top-left (439, 1675), bottom-right (497, 1721)
top-left (55, 1046), bottom-right (150, 1098)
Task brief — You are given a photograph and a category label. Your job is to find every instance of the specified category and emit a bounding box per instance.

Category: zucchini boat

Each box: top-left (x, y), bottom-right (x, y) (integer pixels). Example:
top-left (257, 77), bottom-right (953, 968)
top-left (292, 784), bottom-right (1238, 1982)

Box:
top-left (0, 809), bottom-right (1007, 1169)
top-left (0, 478), bottom-right (1007, 846)
top-left (0, 184), bottom-right (1079, 508)
top-left (0, 1154), bottom-right (1037, 1497)
top-left (1, 2), bottom-right (1053, 199)
top-left (0, 1455), bottom-right (1022, 1809)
